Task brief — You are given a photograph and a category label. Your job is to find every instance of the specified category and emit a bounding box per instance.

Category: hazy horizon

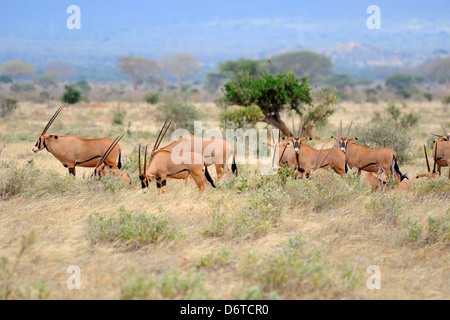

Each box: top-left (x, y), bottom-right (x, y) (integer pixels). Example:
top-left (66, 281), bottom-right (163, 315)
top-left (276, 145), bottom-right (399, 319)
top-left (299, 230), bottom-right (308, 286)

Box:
top-left (1, 0), bottom-right (449, 80)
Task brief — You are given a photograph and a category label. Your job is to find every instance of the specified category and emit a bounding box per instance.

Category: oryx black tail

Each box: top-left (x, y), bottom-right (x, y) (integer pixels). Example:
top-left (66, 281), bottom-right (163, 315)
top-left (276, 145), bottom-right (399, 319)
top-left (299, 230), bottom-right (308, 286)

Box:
top-left (204, 165), bottom-right (216, 188)
top-left (231, 155), bottom-right (238, 176)
top-left (392, 155), bottom-right (408, 181)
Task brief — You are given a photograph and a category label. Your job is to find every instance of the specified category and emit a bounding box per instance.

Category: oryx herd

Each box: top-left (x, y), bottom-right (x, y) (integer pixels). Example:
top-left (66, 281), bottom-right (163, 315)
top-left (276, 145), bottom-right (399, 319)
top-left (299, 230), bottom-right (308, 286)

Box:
top-left (32, 106), bottom-right (450, 195)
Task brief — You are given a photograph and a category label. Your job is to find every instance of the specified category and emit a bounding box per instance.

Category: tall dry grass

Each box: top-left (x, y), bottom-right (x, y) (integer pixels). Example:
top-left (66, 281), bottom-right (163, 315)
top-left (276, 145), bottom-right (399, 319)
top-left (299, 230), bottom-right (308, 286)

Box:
top-left (0, 100), bottom-right (448, 299)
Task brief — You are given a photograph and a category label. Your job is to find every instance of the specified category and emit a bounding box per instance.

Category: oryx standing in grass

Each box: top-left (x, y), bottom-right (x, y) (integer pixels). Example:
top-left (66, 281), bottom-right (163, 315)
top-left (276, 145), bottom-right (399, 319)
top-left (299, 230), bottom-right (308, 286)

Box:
top-left (332, 120), bottom-right (408, 182)
top-left (92, 135), bottom-right (135, 188)
top-left (158, 135), bottom-right (238, 182)
top-left (32, 106), bottom-right (122, 176)
top-left (281, 117), bottom-right (346, 177)
top-left (138, 121), bottom-right (216, 195)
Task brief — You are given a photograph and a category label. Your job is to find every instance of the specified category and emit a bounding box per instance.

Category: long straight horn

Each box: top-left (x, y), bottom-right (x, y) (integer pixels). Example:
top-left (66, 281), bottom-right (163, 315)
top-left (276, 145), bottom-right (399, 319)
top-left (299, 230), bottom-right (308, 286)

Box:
top-left (340, 119), bottom-right (343, 137)
top-left (317, 147), bottom-right (334, 170)
top-left (139, 144), bottom-right (142, 175)
top-left (291, 118), bottom-right (295, 137)
top-left (441, 125), bottom-right (448, 133)
top-left (95, 134), bottom-right (124, 170)
top-left (346, 120), bottom-right (353, 138)
top-left (298, 116), bottom-right (304, 138)
top-left (430, 133), bottom-right (443, 138)
top-left (312, 144), bottom-right (326, 171)
top-left (152, 120), bottom-right (168, 151)
top-left (156, 120), bottom-right (172, 150)
top-left (42, 105), bottom-right (64, 134)
top-left (144, 145), bottom-right (148, 173)
top-left (423, 145), bottom-right (430, 173)
top-left (433, 142), bottom-right (438, 173)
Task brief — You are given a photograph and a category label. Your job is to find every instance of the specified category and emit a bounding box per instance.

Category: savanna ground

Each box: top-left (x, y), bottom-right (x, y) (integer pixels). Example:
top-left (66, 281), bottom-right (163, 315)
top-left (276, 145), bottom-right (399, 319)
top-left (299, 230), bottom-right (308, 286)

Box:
top-left (0, 100), bottom-right (449, 300)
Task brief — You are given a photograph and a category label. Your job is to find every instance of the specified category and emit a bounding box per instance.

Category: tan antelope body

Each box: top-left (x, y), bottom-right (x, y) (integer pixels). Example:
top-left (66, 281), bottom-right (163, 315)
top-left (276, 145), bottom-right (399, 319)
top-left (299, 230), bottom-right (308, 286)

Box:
top-left (139, 122), bottom-right (216, 195)
top-left (281, 117), bottom-right (345, 178)
top-left (93, 136), bottom-right (135, 189)
top-left (432, 139), bottom-right (450, 178)
top-left (332, 120), bottom-right (407, 182)
top-left (32, 106), bottom-right (121, 176)
top-left (160, 135), bottom-right (237, 182)
top-left (427, 125), bottom-right (450, 178)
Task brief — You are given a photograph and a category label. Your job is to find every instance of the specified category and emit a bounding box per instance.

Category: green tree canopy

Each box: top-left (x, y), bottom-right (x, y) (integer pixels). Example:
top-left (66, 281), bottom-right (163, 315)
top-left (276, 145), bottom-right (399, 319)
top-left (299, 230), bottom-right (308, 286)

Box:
top-left (223, 70), bottom-right (315, 136)
top-left (33, 73), bottom-right (58, 89)
top-left (118, 56), bottom-right (161, 91)
top-left (218, 58), bottom-right (263, 78)
top-left (385, 73), bottom-right (415, 91)
top-left (0, 60), bottom-right (35, 82)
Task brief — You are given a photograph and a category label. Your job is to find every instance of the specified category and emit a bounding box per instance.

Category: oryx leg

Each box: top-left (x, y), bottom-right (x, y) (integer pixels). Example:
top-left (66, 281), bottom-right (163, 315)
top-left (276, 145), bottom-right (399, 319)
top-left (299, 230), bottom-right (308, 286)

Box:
top-left (161, 179), bottom-right (167, 195)
top-left (68, 167), bottom-right (76, 176)
top-left (156, 178), bottom-right (162, 195)
top-left (214, 163), bottom-right (223, 183)
top-left (190, 171), bottom-right (205, 192)
top-left (225, 164), bottom-right (231, 181)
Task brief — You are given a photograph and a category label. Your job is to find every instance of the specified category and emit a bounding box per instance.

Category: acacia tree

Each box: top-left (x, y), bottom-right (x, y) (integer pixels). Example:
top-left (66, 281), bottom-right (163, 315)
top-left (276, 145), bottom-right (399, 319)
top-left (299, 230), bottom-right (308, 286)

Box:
top-left (0, 60), bottom-right (35, 82)
top-left (223, 70), bottom-right (321, 136)
top-left (117, 56), bottom-right (160, 91)
top-left (161, 53), bottom-right (200, 89)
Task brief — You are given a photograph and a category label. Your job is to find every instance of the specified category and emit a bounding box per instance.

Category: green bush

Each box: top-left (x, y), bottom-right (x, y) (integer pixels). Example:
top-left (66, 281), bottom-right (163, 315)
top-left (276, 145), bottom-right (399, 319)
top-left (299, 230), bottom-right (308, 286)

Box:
top-left (220, 105), bottom-right (262, 129)
top-left (355, 121), bottom-right (412, 162)
top-left (61, 85), bottom-right (81, 104)
top-left (0, 160), bottom-right (80, 199)
top-left (365, 193), bottom-right (411, 225)
top-left (411, 178), bottom-right (450, 197)
top-left (87, 206), bottom-right (182, 250)
top-left (112, 107), bottom-right (127, 125)
top-left (0, 98), bottom-right (18, 118)
top-left (423, 92), bottom-right (433, 102)
top-left (285, 170), bottom-right (369, 212)
top-left (145, 92), bottom-right (159, 104)
top-left (196, 247), bottom-right (233, 270)
top-left (155, 98), bottom-right (201, 132)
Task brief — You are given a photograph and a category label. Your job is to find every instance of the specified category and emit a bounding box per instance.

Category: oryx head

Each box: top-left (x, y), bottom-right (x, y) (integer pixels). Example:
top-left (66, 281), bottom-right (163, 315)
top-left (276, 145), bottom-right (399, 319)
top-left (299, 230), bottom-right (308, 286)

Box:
top-left (430, 125), bottom-right (450, 142)
top-left (282, 116), bottom-right (311, 154)
top-left (138, 121), bottom-right (172, 189)
top-left (93, 135), bottom-right (124, 178)
top-left (32, 106), bottom-right (64, 153)
top-left (331, 120), bottom-right (357, 153)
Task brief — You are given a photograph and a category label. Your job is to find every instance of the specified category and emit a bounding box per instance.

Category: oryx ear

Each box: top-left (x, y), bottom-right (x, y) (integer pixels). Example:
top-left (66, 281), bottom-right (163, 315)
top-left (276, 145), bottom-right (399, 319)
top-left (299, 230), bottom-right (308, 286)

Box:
top-left (308, 137), bottom-right (312, 140)
top-left (54, 135), bottom-right (58, 139)
top-left (355, 137), bottom-right (358, 141)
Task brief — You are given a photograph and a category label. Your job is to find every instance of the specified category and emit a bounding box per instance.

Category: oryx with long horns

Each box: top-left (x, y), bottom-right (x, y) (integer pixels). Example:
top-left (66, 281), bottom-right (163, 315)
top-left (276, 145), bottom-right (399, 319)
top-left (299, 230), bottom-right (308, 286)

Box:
top-left (157, 134), bottom-right (237, 183)
top-left (32, 106), bottom-right (122, 176)
top-left (92, 135), bottom-right (135, 188)
top-left (138, 121), bottom-right (216, 194)
top-left (281, 117), bottom-right (346, 177)
top-left (332, 120), bottom-right (408, 182)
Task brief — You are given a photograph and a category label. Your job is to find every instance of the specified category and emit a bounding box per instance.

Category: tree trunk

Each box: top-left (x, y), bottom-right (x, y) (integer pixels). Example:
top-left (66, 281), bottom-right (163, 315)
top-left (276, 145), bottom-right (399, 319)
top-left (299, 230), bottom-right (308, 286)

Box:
top-left (262, 113), bottom-right (292, 137)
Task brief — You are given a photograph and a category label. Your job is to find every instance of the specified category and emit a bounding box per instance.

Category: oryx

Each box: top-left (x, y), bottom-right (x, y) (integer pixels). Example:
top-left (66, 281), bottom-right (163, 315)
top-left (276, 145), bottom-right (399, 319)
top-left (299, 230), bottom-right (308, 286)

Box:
top-left (32, 106), bottom-right (122, 176)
